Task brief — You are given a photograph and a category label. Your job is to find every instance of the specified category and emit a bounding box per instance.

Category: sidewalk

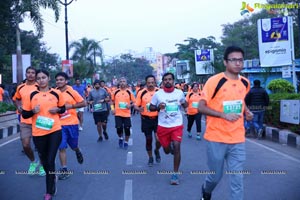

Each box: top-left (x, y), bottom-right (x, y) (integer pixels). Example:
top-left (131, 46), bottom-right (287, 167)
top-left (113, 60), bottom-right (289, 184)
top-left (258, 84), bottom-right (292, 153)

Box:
top-left (0, 112), bottom-right (19, 140)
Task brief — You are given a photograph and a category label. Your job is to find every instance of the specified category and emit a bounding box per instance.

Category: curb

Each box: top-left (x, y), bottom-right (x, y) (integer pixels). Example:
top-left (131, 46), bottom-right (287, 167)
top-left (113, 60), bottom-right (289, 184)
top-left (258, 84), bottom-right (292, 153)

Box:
top-left (265, 126), bottom-right (300, 148)
top-left (0, 124), bottom-right (20, 140)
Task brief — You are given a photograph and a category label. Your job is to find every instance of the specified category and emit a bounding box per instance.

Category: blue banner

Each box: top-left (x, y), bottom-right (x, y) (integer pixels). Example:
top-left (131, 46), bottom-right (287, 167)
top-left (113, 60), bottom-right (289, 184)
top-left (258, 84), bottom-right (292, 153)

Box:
top-left (261, 17), bottom-right (289, 43)
top-left (196, 49), bottom-right (211, 61)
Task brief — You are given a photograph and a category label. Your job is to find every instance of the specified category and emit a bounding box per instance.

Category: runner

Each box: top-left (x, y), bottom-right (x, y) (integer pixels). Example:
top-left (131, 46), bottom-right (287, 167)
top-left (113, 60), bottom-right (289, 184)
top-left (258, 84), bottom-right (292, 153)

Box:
top-left (198, 46), bottom-right (253, 200)
top-left (72, 78), bottom-right (86, 131)
top-left (55, 72), bottom-right (86, 180)
top-left (185, 82), bottom-right (202, 140)
top-left (88, 80), bottom-right (110, 142)
top-left (134, 75), bottom-right (161, 167)
top-left (111, 77), bottom-right (136, 150)
top-left (149, 72), bottom-right (187, 185)
top-left (13, 66), bottom-right (46, 176)
top-left (22, 69), bottom-right (66, 200)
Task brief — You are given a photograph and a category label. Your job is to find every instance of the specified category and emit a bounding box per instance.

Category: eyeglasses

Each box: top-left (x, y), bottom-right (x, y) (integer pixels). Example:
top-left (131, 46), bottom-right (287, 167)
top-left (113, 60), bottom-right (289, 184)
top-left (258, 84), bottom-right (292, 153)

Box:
top-left (226, 58), bottom-right (244, 64)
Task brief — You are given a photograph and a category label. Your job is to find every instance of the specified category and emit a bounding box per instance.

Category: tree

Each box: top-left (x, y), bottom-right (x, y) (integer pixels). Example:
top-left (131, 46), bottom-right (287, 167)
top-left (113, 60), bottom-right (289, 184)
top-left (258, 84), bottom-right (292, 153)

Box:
top-left (11, 0), bottom-right (60, 83)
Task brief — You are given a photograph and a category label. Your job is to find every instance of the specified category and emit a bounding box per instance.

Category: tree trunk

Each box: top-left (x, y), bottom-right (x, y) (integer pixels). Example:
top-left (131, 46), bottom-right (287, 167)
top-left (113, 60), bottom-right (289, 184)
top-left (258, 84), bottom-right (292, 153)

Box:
top-left (16, 24), bottom-right (23, 84)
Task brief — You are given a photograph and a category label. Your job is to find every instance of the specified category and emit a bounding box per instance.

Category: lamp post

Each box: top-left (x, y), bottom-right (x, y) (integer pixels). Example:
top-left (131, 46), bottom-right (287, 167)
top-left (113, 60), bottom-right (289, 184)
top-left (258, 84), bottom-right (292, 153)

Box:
top-left (59, 0), bottom-right (76, 60)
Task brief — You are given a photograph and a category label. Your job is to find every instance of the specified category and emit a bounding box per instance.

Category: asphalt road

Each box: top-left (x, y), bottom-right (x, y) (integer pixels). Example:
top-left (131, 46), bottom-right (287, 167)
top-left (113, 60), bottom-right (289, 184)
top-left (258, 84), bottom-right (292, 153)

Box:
top-left (0, 111), bottom-right (300, 200)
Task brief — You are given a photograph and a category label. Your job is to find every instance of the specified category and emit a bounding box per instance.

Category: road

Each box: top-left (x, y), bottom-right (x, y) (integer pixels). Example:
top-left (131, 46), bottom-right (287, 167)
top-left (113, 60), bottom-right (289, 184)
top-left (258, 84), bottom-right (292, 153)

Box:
top-left (0, 111), bottom-right (300, 200)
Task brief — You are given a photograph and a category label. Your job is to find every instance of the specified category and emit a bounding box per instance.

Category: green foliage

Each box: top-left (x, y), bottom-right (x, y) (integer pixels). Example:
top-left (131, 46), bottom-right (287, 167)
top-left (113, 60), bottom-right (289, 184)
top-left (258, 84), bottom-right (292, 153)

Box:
top-left (0, 102), bottom-right (16, 114)
top-left (267, 79), bottom-right (295, 93)
top-left (265, 93), bottom-right (300, 133)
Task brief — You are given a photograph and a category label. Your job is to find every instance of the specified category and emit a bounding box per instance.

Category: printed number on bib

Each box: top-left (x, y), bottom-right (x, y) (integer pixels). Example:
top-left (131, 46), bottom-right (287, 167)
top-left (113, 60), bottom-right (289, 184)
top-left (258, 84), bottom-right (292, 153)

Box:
top-left (94, 103), bottom-right (103, 111)
top-left (223, 100), bottom-right (242, 114)
top-left (119, 102), bottom-right (127, 109)
top-left (166, 103), bottom-right (178, 113)
top-left (36, 116), bottom-right (54, 130)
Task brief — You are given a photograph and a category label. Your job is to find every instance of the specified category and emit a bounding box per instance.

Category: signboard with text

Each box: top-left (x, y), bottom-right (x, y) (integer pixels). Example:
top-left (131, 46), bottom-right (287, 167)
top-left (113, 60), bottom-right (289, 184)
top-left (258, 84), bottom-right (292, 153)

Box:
top-left (62, 60), bottom-right (74, 78)
top-left (194, 49), bottom-right (214, 75)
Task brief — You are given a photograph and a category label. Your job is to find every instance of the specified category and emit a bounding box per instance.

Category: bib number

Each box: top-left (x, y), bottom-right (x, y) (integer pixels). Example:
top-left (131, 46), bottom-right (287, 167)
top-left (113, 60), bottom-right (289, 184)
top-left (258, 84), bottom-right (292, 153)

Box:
top-left (94, 103), bottom-right (103, 111)
top-left (166, 103), bottom-right (178, 113)
top-left (119, 102), bottom-right (127, 109)
top-left (223, 100), bottom-right (242, 114)
top-left (36, 116), bottom-right (54, 130)
top-left (192, 102), bottom-right (199, 108)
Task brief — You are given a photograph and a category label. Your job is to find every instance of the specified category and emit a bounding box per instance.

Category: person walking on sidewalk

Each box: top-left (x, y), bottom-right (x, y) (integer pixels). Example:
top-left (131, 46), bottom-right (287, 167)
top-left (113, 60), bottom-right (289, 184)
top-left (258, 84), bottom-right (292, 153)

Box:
top-left (134, 75), bottom-right (161, 167)
top-left (13, 66), bottom-right (46, 176)
top-left (149, 72), bottom-right (188, 185)
top-left (245, 79), bottom-right (269, 139)
top-left (111, 77), bottom-right (136, 150)
top-left (185, 82), bottom-right (202, 140)
top-left (88, 80), bottom-right (110, 142)
top-left (22, 69), bottom-right (66, 200)
top-left (198, 46), bottom-right (253, 200)
top-left (55, 72), bottom-right (86, 180)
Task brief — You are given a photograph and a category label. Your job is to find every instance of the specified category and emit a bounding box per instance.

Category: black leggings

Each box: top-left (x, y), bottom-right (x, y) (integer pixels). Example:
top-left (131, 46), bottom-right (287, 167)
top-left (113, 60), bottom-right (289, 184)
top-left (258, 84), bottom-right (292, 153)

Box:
top-left (33, 130), bottom-right (62, 194)
top-left (187, 113), bottom-right (202, 132)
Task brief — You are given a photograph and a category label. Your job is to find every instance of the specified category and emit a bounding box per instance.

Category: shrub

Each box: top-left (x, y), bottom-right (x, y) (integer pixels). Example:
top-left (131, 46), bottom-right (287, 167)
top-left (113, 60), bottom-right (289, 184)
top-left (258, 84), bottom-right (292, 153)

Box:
top-left (0, 102), bottom-right (16, 114)
top-left (267, 79), bottom-right (295, 93)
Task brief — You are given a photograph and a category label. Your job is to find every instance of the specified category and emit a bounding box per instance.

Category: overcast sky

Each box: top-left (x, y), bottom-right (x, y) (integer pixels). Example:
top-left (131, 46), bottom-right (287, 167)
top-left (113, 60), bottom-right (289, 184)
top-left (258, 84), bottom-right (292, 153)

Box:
top-left (20, 0), bottom-right (266, 59)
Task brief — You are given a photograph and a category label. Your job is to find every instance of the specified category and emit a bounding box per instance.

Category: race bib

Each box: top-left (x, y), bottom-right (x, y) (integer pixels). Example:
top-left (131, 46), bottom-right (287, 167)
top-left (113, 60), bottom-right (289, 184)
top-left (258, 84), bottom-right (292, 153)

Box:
top-left (36, 116), bottom-right (54, 130)
top-left (192, 102), bottom-right (199, 108)
top-left (119, 102), bottom-right (127, 109)
top-left (223, 100), bottom-right (242, 114)
top-left (146, 103), bottom-right (150, 112)
top-left (165, 103), bottom-right (178, 113)
top-left (59, 110), bottom-right (71, 119)
top-left (94, 103), bottom-right (103, 111)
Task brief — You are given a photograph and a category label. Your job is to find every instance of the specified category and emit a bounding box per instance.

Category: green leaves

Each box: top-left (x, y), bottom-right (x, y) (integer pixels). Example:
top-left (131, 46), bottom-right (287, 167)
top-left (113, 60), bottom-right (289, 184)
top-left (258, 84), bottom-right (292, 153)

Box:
top-left (267, 79), bottom-right (295, 93)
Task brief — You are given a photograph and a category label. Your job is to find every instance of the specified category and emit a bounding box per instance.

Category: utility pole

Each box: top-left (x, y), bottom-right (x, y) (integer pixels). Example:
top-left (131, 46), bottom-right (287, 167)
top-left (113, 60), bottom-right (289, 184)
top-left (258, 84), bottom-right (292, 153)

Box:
top-left (59, 0), bottom-right (76, 60)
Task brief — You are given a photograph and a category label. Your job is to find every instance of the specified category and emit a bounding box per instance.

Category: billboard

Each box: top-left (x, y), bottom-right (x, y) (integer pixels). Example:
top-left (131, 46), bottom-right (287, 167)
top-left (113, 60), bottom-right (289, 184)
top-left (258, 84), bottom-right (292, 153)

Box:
top-left (12, 54), bottom-right (31, 83)
top-left (62, 60), bottom-right (74, 78)
top-left (176, 60), bottom-right (190, 80)
top-left (257, 17), bottom-right (293, 67)
top-left (194, 49), bottom-right (214, 75)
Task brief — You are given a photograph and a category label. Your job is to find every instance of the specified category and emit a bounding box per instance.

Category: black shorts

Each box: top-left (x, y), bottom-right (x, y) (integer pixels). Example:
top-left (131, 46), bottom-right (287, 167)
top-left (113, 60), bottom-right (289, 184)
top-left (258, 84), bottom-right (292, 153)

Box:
top-left (141, 115), bottom-right (158, 135)
top-left (115, 116), bottom-right (131, 128)
top-left (93, 111), bottom-right (108, 124)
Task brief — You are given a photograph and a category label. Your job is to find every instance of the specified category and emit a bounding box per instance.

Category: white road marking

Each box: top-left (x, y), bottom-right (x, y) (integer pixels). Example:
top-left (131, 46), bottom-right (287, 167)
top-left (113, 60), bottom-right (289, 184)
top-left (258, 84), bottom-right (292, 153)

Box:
top-left (126, 151), bottom-right (133, 165)
top-left (124, 179), bottom-right (133, 200)
top-left (246, 138), bottom-right (300, 164)
top-left (0, 136), bottom-right (20, 148)
top-left (128, 138), bottom-right (133, 146)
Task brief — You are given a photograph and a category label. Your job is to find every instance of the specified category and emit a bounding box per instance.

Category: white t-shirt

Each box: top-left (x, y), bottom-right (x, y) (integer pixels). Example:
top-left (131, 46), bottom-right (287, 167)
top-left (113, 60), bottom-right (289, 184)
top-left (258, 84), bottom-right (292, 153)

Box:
top-left (151, 88), bottom-right (185, 128)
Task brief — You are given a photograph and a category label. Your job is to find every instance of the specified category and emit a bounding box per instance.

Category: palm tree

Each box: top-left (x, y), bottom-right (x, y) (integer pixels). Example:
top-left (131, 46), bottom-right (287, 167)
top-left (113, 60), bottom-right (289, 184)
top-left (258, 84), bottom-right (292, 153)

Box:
top-left (11, 0), bottom-right (60, 83)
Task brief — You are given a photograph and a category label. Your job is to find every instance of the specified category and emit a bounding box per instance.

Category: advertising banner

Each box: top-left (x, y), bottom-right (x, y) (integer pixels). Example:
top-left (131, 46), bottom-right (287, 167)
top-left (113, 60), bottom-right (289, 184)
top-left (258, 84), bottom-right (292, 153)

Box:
top-left (62, 60), bottom-right (74, 78)
top-left (194, 49), bottom-right (214, 75)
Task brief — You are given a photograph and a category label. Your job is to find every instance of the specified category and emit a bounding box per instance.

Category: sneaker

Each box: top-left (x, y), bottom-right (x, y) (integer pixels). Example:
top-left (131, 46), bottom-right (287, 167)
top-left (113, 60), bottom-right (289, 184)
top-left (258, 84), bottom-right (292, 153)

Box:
top-left (123, 142), bottom-right (129, 150)
top-left (58, 168), bottom-right (70, 180)
top-left (154, 149), bottom-right (161, 163)
top-left (257, 129), bottom-right (263, 139)
top-left (103, 132), bottom-right (109, 140)
top-left (39, 166), bottom-right (46, 176)
top-left (119, 138), bottom-right (124, 148)
top-left (148, 157), bottom-right (154, 167)
top-left (196, 135), bottom-right (201, 140)
top-left (97, 136), bottom-right (103, 142)
top-left (44, 193), bottom-right (52, 200)
top-left (170, 174), bottom-right (179, 185)
top-left (76, 150), bottom-right (84, 164)
top-left (201, 184), bottom-right (211, 200)
top-left (28, 162), bottom-right (38, 175)
top-left (79, 126), bottom-right (83, 131)
top-left (188, 132), bottom-right (192, 138)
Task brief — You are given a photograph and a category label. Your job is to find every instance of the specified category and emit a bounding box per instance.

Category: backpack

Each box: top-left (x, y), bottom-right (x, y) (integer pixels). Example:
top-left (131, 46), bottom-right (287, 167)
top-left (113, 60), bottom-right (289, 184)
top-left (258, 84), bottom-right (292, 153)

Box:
top-left (211, 77), bottom-right (248, 99)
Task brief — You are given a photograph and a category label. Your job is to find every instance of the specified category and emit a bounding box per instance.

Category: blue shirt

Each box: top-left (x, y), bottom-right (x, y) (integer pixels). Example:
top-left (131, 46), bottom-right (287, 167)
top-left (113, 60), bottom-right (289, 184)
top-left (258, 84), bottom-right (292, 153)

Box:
top-left (72, 84), bottom-right (86, 97)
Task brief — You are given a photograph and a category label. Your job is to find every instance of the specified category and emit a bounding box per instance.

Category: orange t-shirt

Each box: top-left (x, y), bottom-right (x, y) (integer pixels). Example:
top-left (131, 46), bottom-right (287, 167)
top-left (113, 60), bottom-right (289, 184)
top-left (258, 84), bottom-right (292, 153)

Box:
top-left (135, 88), bottom-right (158, 117)
top-left (186, 91), bottom-right (201, 115)
top-left (13, 83), bottom-right (38, 124)
top-left (112, 89), bottom-right (136, 117)
top-left (59, 86), bottom-right (84, 126)
top-left (200, 73), bottom-right (250, 143)
top-left (23, 88), bottom-right (65, 136)
top-left (0, 87), bottom-right (4, 101)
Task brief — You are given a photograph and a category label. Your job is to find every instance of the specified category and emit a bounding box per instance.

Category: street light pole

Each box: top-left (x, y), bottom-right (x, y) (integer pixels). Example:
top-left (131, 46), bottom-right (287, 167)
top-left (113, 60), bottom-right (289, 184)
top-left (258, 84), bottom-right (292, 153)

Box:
top-left (59, 0), bottom-right (76, 60)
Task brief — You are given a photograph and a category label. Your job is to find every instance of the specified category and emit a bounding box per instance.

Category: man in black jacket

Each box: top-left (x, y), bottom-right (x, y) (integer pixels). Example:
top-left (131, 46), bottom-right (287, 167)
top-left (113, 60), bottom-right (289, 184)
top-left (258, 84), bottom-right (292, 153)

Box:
top-left (245, 80), bottom-right (269, 139)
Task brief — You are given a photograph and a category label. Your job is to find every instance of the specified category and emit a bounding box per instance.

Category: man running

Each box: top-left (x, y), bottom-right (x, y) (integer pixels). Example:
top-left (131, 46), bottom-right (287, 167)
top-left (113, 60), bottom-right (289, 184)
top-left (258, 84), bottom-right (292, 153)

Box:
top-left (72, 78), bottom-right (86, 131)
top-left (55, 72), bottom-right (86, 180)
top-left (149, 72), bottom-right (187, 185)
top-left (134, 75), bottom-right (161, 167)
top-left (111, 77), bottom-right (136, 150)
top-left (13, 66), bottom-right (46, 176)
top-left (88, 80), bottom-right (110, 142)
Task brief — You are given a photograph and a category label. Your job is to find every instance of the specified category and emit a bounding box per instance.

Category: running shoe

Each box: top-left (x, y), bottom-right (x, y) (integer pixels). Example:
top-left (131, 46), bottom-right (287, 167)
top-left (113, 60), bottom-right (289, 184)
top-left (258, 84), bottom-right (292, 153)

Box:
top-left (76, 150), bottom-right (84, 164)
top-left (188, 132), bottom-right (192, 138)
top-left (44, 193), bottom-right (52, 200)
top-left (148, 157), bottom-right (154, 167)
top-left (103, 132), bottom-right (109, 140)
top-left (58, 168), bottom-right (70, 180)
top-left (79, 126), bottom-right (83, 131)
top-left (154, 149), bottom-right (161, 163)
top-left (123, 142), bottom-right (129, 150)
top-left (39, 166), bottom-right (46, 176)
top-left (257, 129), bottom-right (263, 139)
top-left (119, 138), bottom-right (124, 148)
top-left (170, 174), bottom-right (179, 185)
top-left (28, 162), bottom-right (38, 175)
top-left (97, 136), bottom-right (103, 142)
top-left (196, 135), bottom-right (201, 141)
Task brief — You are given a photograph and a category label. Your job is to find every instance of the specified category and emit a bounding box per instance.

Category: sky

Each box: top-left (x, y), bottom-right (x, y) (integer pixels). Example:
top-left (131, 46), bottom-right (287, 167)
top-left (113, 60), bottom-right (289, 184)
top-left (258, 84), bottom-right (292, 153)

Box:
top-left (20, 0), bottom-right (267, 60)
